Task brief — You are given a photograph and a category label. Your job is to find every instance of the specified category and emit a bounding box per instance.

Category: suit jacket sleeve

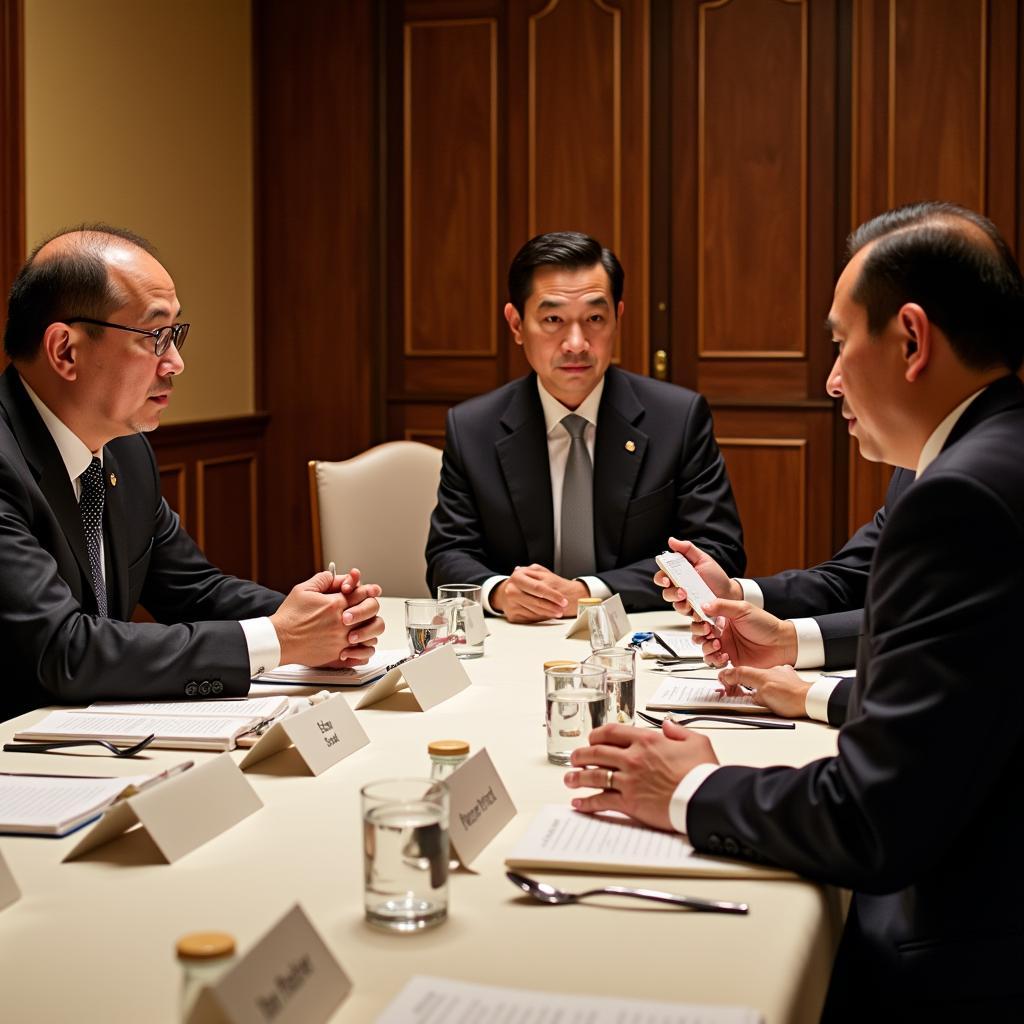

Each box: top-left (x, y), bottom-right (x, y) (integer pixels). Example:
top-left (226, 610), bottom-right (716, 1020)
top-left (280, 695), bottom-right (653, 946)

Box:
top-left (686, 471), bottom-right (1023, 891)
top-left (425, 407), bottom-right (500, 592)
top-left (0, 440), bottom-right (284, 710)
top-left (595, 392), bottom-right (746, 609)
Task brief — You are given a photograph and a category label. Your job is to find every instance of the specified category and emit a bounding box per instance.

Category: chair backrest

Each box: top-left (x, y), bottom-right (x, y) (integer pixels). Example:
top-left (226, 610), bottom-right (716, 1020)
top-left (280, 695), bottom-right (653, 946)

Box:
top-left (309, 441), bottom-right (443, 598)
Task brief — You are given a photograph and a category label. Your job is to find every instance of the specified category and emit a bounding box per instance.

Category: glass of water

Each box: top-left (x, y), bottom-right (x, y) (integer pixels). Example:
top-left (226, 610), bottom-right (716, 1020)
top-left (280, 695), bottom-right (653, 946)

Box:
top-left (437, 584), bottom-right (485, 659)
top-left (361, 778), bottom-right (449, 933)
top-left (586, 647), bottom-right (636, 725)
top-left (404, 599), bottom-right (450, 655)
top-left (544, 662), bottom-right (609, 765)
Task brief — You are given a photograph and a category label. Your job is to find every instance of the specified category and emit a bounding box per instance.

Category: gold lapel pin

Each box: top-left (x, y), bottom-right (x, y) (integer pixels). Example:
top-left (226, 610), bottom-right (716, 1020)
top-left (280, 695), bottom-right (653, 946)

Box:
top-left (624, 440), bottom-right (636, 453)
top-left (109, 473), bottom-right (117, 487)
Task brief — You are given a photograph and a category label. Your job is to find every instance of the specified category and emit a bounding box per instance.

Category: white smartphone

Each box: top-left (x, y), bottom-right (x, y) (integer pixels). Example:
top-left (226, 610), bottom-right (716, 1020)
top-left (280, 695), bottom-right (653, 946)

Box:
top-left (655, 550), bottom-right (721, 631)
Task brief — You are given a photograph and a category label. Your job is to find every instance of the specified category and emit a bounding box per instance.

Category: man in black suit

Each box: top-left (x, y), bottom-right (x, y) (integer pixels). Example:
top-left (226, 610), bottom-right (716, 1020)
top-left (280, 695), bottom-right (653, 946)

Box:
top-left (425, 231), bottom-right (744, 620)
top-left (565, 203), bottom-right (1024, 1016)
top-left (0, 225), bottom-right (383, 720)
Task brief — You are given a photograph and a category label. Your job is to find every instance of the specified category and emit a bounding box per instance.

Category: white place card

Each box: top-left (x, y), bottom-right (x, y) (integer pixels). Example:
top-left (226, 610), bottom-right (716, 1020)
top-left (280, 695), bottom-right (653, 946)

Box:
top-left (239, 695), bottom-right (369, 775)
top-left (187, 904), bottom-right (351, 1024)
top-left (355, 644), bottom-right (471, 711)
top-left (445, 748), bottom-right (516, 867)
top-left (564, 592), bottom-right (631, 642)
top-left (463, 602), bottom-right (488, 645)
top-left (377, 976), bottom-right (764, 1024)
top-left (0, 850), bottom-right (20, 911)
top-left (64, 754), bottom-right (262, 863)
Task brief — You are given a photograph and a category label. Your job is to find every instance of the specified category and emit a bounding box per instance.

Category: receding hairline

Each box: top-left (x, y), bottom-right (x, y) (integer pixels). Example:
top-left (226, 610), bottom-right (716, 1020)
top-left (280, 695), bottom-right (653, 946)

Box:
top-left (31, 228), bottom-right (151, 268)
top-left (854, 212), bottom-right (1000, 261)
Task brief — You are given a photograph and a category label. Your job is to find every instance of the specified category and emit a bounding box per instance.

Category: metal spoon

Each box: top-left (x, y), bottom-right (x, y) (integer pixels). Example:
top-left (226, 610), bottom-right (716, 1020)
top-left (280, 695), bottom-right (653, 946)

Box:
top-left (506, 871), bottom-right (748, 914)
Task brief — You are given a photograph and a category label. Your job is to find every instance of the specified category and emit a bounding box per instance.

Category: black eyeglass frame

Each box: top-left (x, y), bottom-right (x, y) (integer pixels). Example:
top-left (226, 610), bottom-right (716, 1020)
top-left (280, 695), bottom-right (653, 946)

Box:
top-left (65, 316), bottom-right (189, 357)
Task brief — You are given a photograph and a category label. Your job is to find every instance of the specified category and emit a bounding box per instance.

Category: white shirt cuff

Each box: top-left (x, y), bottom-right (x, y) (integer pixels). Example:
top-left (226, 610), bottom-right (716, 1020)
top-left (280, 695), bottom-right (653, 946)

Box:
top-left (239, 617), bottom-right (281, 677)
top-left (580, 576), bottom-right (611, 600)
top-left (804, 676), bottom-right (840, 723)
top-left (668, 762), bottom-right (722, 834)
top-left (791, 617), bottom-right (825, 669)
top-left (735, 578), bottom-right (764, 608)
top-left (482, 575), bottom-right (508, 616)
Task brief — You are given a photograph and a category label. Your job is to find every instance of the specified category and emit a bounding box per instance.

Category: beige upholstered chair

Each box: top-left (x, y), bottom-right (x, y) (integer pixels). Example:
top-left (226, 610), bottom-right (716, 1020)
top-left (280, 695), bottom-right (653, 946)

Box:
top-left (308, 441), bottom-right (443, 598)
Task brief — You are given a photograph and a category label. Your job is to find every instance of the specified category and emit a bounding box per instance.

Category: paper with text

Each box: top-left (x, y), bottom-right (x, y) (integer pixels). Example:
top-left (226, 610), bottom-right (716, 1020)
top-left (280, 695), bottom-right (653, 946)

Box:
top-left (0, 773), bottom-right (149, 835)
top-left (646, 680), bottom-right (769, 714)
top-left (87, 697), bottom-right (290, 718)
top-left (444, 748), bottom-right (516, 866)
top-left (16, 711), bottom-right (258, 750)
top-left (505, 805), bottom-right (792, 879)
top-left (376, 976), bottom-right (763, 1024)
top-left (256, 648), bottom-right (407, 687)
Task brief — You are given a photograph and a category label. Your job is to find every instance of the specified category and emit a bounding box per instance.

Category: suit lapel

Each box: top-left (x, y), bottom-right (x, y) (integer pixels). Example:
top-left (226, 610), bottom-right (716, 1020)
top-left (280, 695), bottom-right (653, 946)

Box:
top-left (0, 367), bottom-right (93, 592)
top-left (102, 447), bottom-right (130, 619)
top-left (592, 368), bottom-right (647, 568)
top-left (495, 377), bottom-right (555, 566)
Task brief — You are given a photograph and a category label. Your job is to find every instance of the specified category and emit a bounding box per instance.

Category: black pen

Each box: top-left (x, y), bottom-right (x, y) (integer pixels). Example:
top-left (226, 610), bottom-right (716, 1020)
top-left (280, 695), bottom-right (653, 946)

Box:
top-left (651, 631), bottom-right (681, 658)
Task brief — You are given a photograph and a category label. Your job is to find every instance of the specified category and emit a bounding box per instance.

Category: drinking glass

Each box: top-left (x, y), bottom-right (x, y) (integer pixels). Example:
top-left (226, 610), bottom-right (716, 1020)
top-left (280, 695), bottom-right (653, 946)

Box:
top-left (544, 662), bottom-right (609, 765)
top-left (586, 647), bottom-right (636, 725)
top-left (404, 599), bottom-right (450, 655)
top-left (437, 584), bottom-right (485, 659)
top-left (361, 778), bottom-right (449, 933)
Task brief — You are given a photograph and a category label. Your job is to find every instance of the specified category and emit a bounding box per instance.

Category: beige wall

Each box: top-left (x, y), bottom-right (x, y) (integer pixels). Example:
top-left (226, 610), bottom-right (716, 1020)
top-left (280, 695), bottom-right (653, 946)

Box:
top-left (23, 0), bottom-right (253, 423)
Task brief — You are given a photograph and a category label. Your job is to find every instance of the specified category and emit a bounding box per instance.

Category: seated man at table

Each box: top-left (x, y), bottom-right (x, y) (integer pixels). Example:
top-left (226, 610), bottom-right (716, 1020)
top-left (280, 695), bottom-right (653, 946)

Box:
top-left (425, 231), bottom-right (744, 622)
top-left (565, 202), bottom-right (1024, 1017)
top-left (0, 225), bottom-right (384, 720)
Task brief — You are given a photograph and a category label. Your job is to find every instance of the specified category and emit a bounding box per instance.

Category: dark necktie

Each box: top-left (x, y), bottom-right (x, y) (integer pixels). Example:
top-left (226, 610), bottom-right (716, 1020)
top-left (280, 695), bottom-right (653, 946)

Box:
top-left (558, 413), bottom-right (595, 579)
top-left (79, 457), bottom-right (107, 617)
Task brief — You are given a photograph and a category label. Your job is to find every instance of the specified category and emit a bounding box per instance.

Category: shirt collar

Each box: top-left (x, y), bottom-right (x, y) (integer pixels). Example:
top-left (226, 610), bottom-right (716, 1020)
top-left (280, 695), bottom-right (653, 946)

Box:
top-left (536, 375), bottom-right (606, 436)
top-left (915, 387), bottom-right (985, 476)
top-left (20, 379), bottom-right (102, 483)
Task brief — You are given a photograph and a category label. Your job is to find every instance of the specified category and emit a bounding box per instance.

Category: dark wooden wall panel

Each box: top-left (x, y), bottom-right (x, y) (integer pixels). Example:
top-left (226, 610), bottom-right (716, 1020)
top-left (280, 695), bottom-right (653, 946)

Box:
top-left (254, 0), bottom-right (378, 590)
top-left (0, 0), bottom-right (24, 334)
top-left (699, 0), bottom-right (806, 359)
top-left (404, 18), bottom-right (497, 358)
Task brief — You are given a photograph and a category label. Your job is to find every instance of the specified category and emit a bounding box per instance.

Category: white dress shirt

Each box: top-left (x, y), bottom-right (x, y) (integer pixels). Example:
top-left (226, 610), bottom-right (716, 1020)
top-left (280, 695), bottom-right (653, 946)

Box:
top-left (668, 387), bottom-right (987, 832)
top-left (21, 381), bottom-right (280, 677)
top-left (483, 377), bottom-right (611, 613)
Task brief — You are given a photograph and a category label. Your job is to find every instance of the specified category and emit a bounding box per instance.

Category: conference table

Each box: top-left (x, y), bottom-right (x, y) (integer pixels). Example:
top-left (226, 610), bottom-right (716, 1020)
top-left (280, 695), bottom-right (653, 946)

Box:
top-left (0, 598), bottom-right (842, 1022)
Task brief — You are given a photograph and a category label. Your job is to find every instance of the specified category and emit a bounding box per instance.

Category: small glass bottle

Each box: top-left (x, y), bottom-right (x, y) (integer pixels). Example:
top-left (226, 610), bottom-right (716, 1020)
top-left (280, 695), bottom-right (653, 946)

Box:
top-left (428, 739), bottom-right (470, 780)
top-left (177, 931), bottom-right (236, 1022)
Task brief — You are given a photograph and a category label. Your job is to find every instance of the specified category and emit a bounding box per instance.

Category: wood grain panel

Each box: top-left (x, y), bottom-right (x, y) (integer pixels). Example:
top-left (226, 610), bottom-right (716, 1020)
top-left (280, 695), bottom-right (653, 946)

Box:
top-left (699, 0), bottom-right (806, 358)
top-left (404, 18), bottom-right (497, 357)
top-left (847, 439), bottom-right (892, 535)
top-left (718, 438), bottom-right (807, 575)
top-left (197, 454), bottom-right (258, 582)
top-left (888, 0), bottom-right (986, 210)
top-left (158, 464), bottom-right (186, 526)
top-left (254, 0), bottom-right (378, 592)
top-left (0, 0), bottom-right (24, 334)
top-left (519, 0), bottom-right (649, 372)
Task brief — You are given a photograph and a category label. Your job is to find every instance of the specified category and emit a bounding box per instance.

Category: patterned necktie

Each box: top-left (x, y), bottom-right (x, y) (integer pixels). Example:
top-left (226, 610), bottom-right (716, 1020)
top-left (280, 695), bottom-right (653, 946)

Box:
top-left (79, 457), bottom-right (107, 617)
top-left (558, 413), bottom-right (596, 579)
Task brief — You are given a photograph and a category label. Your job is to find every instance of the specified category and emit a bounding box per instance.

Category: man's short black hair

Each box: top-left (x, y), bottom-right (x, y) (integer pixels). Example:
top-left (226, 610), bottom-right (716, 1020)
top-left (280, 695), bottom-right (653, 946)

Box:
top-left (507, 231), bottom-right (624, 316)
top-left (846, 202), bottom-right (1024, 373)
top-left (3, 224), bottom-right (158, 361)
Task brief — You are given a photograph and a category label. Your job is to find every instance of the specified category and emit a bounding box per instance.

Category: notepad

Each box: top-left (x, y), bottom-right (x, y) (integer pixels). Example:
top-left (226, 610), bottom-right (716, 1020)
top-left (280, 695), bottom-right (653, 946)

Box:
top-left (646, 678), bottom-right (769, 714)
top-left (0, 765), bottom-right (191, 836)
top-left (15, 710), bottom-right (263, 751)
top-left (505, 805), bottom-right (792, 879)
top-left (378, 976), bottom-right (764, 1024)
top-left (636, 629), bottom-right (706, 660)
top-left (255, 647), bottom-right (408, 687)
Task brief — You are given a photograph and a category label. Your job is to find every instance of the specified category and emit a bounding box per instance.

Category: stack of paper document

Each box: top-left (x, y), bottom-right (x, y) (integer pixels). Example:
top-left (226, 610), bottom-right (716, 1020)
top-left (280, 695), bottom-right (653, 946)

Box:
top-left (505, 805), bottom-right (791, 879)
top-left (256, 647), bottom-right (408, 687)
top-left (646, 679), bottom-right (769, 714)
top-left (378, 976), bottom-right (764, 1023)
top-left (14, 696), bottom-right (292, 751)
top-left (0, 765), bottom-right (191, 836)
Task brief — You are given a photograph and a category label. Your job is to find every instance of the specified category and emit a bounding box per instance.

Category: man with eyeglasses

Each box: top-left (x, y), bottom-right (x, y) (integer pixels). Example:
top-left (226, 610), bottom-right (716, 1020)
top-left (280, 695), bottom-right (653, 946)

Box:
top-left (0, 225), bottom-right (384, 720)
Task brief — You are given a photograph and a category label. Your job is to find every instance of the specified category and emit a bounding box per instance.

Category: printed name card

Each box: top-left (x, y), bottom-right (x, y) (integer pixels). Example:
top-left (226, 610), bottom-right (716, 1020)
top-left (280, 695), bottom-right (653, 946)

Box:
top-left (239, 696), bottom-right (369, 775)
top-left (187, 904), bottom-right (351, 1024)
top-left (64, 754), bottom-right (262, 864)
top-left (355, 643), bottom-right (471, 711)
top-left (0, 850), bottom-right (20, 912)
top-left (564, 592), bottom-right (631, 642)
top-left (445, 748), bottom-right (516, 866)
